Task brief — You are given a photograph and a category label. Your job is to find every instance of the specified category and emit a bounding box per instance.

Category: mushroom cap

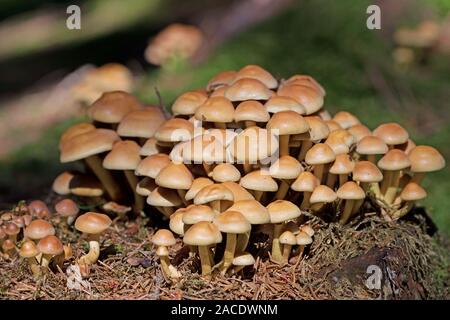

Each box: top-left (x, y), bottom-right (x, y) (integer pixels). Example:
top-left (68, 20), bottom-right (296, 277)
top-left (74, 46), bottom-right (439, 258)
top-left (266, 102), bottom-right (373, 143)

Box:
top-left (74, 212), bottom-right (112, 234)
top-left (336, 181), bottom-right (365, 200)
top-left (327, 129), bottom-right (355, 147)
top-left (332, 111), bottom-right (360, 129)
top-left (183, 221), bottom-right (222, 246)
top-left (207, 70), bottom-right (237, 91)
top-left (19, 240), bottom-right (39, 258)
top-left (55, 199), bottom-right (79, 217)
top-left (310, 185), bottom-right (337, 204)
top-left (211, 163), bottom-right (241, 182)
top-left (228, 199), bottom-right (270, 224)
top-left (169, 210), bottom-right (185, 236)
top-left (267, 200), bottom-right (301, 223)
top-left (347, 124), bottom-right (371, 142)
top-left (154, 118), bottom-right (194, 142)
top-left (37, 235), bottom-right (64, 256)
top-left (400, 182), bottom-right (427, 201)
top-left (378, 149), bottom-right (411, 171)
top-left (356, 136), bottom-right (388, 155)
top-left (214, 210), bottom-right (251, 234)
top-left (172, 91), bottom-right (208, 116)
top-left (12, 216), bottom-right (25, 228)
top-left (140, 138), bottom-right (160, 157)
top-left (210, 85), bottom-right (228, 97)
top-left (185, 177), bottom-right (214, 201)
top-left (373, 122), bottom-right (409, 145)
top-left (284, 74), bottom-right (326, 96)
top-left (267, 111), bottom-right (309, 135)
top-left (182, 133), bottom-right (229, 163)
top-left (240, 169), bottom-right (278, 192)
top-left (103, 140), bottom-right (141, 170)
top-left (305, 143), bottom-right (336, 165)
top-left (229, 127), bottom-right (279, 162)
top-left (264, 95), bottom-right (306, 114)
top-left (233, 65), bottom-right (278, 89)
top-left (402, 139), bottom-right (416, 155)
top-left (28, 200), bottom-right (51, 219)
top-left (24, 219), bottom-right (55, 240)
top-left (325, 120), bottom-right (343, 132)
top-left (59, 123), bottom-right (96, 150)
top-left (277, 84), bottom-right (324, 115)
top-left (4, 222), bottom-right (19, 236)
top-left (2, 239), bottom-right (15, 251)
top-left (296, 231), bottom-right (313, 245)
top-left (299, 224), bottom-right (315, 237)
top-left (88, 91), bottom-right (141, 124)
top-left (69, 174), bottom-right (104, 197)
top-left (194, 184), bottom-right (234, 204)
top-left (269, 155), bottom-right (303, 179)
top-left (352, 161), bottom-right (383, 182)
top-left (195, 96), bottom-right (235, 123)
top-left (52, 171), bottom-right (75, 195)
top-left (155, 162), bottom-right (193, 190)
top-left (147, 187), bottom-right (182, 207)
top-left (291, 172), bottom-right (320, 192)
top-left (225, 78), bottom-right (272, 101)
top-left (232, 252), bottom-right (255, 266)
top-left (136, 177), bottom-right (157, 196)
top-left (135, 153), bottom-right (171, 178)
top-left (408, 145), bottom-right (445, 173)
top-left (294, 116), bottom-right (329, 141)
top-left (221, 181), bottom-right (255, 201)
top-left (234, 100), bottom-right (270, 123)
top-left (329, 154), bottom-right (355, 175)
top-left (60, 129), bottom-right (120, 163)
top-left (117, 108), bottom-right (166, 138)
top-left (152, 229), bottom-right (176, 247)
top-left (182, 204), bottom-right (216, 225)
top-left (279, 231), bottom-right (297, 245)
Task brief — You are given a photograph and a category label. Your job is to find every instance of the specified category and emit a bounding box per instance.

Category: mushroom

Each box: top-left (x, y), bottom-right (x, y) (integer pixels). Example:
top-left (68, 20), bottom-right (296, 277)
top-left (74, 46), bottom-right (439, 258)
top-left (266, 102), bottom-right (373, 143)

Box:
top-left (352, 161), bottom-right (383, 199)
top-left (267, 111), bottom-right (309, 156)
top-left (279, 231), bottom-right (297, 263)
top-left (347, 124), bottom-right (371, 143)
top-left (264, 95), bottom-right (306, 115)
top-left (207, 70), bottom-right (237, 92)
top-left (408, 145), bottom-right (445, 185)
top-left (155, 162), bottom-right (194, 206)
top-left (356, 136), bottom-right (388, 163)
top-left (325, 120), bottom-right (342, 132)
top-left (195, 96), bottom-right (235, 129)
top-left (74, 212), bottom-right (112, 267)
top-left (185, 177), bottom-right (214, 202)
top-left (55, 199), bottom-right (79, 226)
top-left (193, 183), bottom-right (234, 212)
top-left (234, 100), bottom-right (270, 128)
top-left (19, 240), bottom-right (41, 278)
top-left (305, 143), bottom-right (336, 183)
top-left (4, 223), bottom-right (20, 243)
top-left (240, 169), bottom-right (278, 203)
top-left (140, 137), bottom-right (163, 157)
top-left (294, 116), bottom-right (329, 161)
top-left (147, 187), bottom-right (182, 218)
top-left (151, 229), bottom-right (181, 279)
top-left (69, 174), bottom-right (104, 199)
top-left (324, 129), bottom-right (354, 155)
top-left (172, 91), bottom-right (208, 118)
top-left (211, 163), bottom-right (241, 183)
top-left (266, 200), bottom-right (302, 263)
top-left (135, 177), bottom-right (157, 197)
top-left (60, 128), bottom-right (122, 201)
top-left (291, 172), bottom-right (320, 209)
top-left (295, 231), bottom-right (313, 258)
top-left (393, 182), bottom-right (427, 219)
top-left (213, 210), bottom-right (251, 274)
top-left (2, 239), bottom-right (16, 258)
top-left (232, 65), bottom-right (278, 89)
top-left (231, 252), bottom-right (255, 275)
top-left (332, 111), bottom-right (360, 129)
top-left (221, 181), bottom-right (255, 201)
top-left (269, 155), bottom-right (303, 200)
top-left (337, 182), bottom-right (365, 224)
top-left (282, 74), bottom-right (326, 96)
top-left (225, 78), bottom-right (273, 102)
top-left (183, 221), bottom-right (222, 276)
top-left (135, 153), bottom-right (171, 182)
top-left (169, 209), bottom-right (185, 237)
top-left (373, 122), bottom-right (409, 149)
top-left (24, 219), bottom-right (55, 243)
top-left (103, 140), bottom-right (143, 214)
top-left (327, 154), bottom-right (355, 188)
top-left (309, 185), bottom-right (337, 212)
top-left (117, 108), bottom-right (166, 144)
top-left (28, 200), bottom-right (50, 219)
top-left (36, 235), bottom-right (64, 269)
top-left (182, 204), bottom-right (216, 233)
top-left (59, 123), bottom-right (96, 150)
top-left (154, 118), bottom-right (194, 147)
top-left (52, 171), bottom-right (76, 195)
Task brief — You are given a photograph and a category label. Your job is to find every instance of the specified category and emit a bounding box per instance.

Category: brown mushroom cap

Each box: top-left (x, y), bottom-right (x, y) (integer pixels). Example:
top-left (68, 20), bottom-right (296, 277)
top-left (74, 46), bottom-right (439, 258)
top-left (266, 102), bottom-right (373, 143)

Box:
top-left (408, 145), bottom-right (445, 173)
top-left (336, 181), bottom-right (365, 200)
top-left (182, 204), bottom-right (216, 225)
top-left (88, 91), bottom-right (142, 124)
top-left (332, 111), bottom-right (360, 129)
top-left (37, 235), bottom-right (64, 256)
top-left (103, 140), bottom-right (141, 170)
top-left (232, 65), bottom-right (278, 89)
top-left (140, 138), bottom-right (160, 157)
top-left (221, 181), bottom-right (255, 201)
top-left (172, 91), bottom-right (208, 116)
top-left (228, 200), bottom-right (270, 224)
top-left (28, 200), bottom-right (50, 218)
top-left (74, 212), bottom-right (112, 234)
top-left (135, 153), bottom-right (171, 178)
top-left (225, 78), bottom-right (272, 101)
top-left (329, 154), bottom-right (355, 175)
top-left (155, 162), bottom-right (194, 190)
top-left (269, 155), bottom-right (303, 179)
top-left (352, 160), bottom-right (383, 182)
top-left (169, 209), bottom-right (185, 236)
top-left (4, 222), bottom-right (20, 237)
top-left (277, 84), bottom-right (324, 115)
top-left (291, 172), bottom-right (320, 192)
top-left (373, 122), bottom-right (409, 146)
top-left (55, 199), bottom-right (79, 218)
top-left (267, 111), bottom-right (309, 136)
top-left (185, 177), bottom-right (215, 201)
top-left (59, 123), bottom-right (96, 150)
top-left (240, 169), bottom-right (278, 192)
top-left (310, 185), bottom-right (337, 204)
top-left (52, 171), bottom-right (75, 195)
top-left (232, 252), bottom-right (255, 266)
top-left (194, 184), bottom-right (234, 205)
top-left (195, 96), bottom-right (235, 123)
top-left (279, 231), bottom-right (297, 245)
top-left (24, 219), bottom-right (55, 240)
top-left (154, 118), bottom-right (194, 142)
top-left (356, 136), bottom-right (388, 155)
top-left (267, 200), bottom-right (302, 223)
top-left (294, 116), bottom-right (329, 141)
top-left (264, 95), bottom-right (306, 115)
top-left (19, 240), bottom-right (39, 258)
top-left (296, 231), bottom-right (313, 245)
top-left (214, 210), bottom-right (251, 234)
top-left (147, 187), bottom-right (182, 207)
top-left (117, 108), bottom-right (166, 138)
top-left (378, 149), bottom-right (411, 171)
top-left (400, 182), bottom-right (427, 201)
top-left (347, 124), bottom-right (371, 142)
top-left (305, 143), bottom-right (336, 165)
top-left (60, 129), bottom-right (120, 163)
top-left (152, 229), bottom-right (176, 247)
top-left (211, 163), bottom-right (241, 182)
top-left (183, 221), bottom-right (222, 246)
top-left (234, 100), bottom-right (270, 123)
top-left (325, 120), bottom-right (342, 132)
top-left (207, 70), bottom-right (237, 91)
top-left (284, 74), bottom-right (326, 96)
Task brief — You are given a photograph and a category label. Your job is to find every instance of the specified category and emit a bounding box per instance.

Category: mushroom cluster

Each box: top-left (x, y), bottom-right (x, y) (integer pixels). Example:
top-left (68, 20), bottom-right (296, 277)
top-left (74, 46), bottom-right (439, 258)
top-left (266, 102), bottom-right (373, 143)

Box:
top-left (55, 65), bottom-right (445, 277)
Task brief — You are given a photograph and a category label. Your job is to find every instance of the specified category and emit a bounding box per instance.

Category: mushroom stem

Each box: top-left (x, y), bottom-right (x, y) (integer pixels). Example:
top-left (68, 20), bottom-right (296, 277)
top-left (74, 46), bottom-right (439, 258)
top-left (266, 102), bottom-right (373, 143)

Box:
top-left (245, 120), bottom-right (257, 128)
top-left (271, 224), bottom-right (284, 263)
top-left (300, 192), bottom-right (312, 209)
top-left (211, 200), bottom-right (221, 213)
top-left (282, 244), bottom-right (292, 264)
top-left (27, 257), bottom-right (41, 278)
top-left (380, 170), bottom-right (392, 195)
top-left (124, 170), bottom-right (144, 215)
top-left (339, 200), bottom-right (354, 225)
top-left (392, 201), bottom-right (414, 220)
top-left (176, 189), bottom-right (189, 206)
top-left (367, 154), bottom-right (376, 164)
top-left (411, 172), bottom-right (425, 185)
top-left (85, 155), bottom-right (122, 201)
top-left (243, 161), bottom-right (252, 174)
top-left (162, 207), bottom-right (174, 218)
top-left (385, 170), bottom-right (400, 204)
top-left (214, 122), bottom-right (226, 129)
top-left (236, 231), bottom-right (250, 254)
top-left (232, 265), bottom-right (246, 274)
top-left (198, 245), bottom-right (212, 276)
top-left (78, 234), bottom-right (100, 266)
top-left (40, 253), bottom-right (52, 269)
top-left (351, 199), bottom-right (364, 215)
top-left (326, 174), bottom-right (337, 189)
top-left (339, 174), bottom-right (348, 187)
top-left (253, 190), bottom-right (264, 202)
top-left (203, 162), bottom-right (213, 175)
top-left (221, 233), bottom-right (237, 274)
top-left (279, 135), bottom-right (290, 156)
top-left (274, 180), bottom-right (290, 200)
top-left (159, 255), bottom-right (180, 279)
top-left (313, 164), bottom-right (324, 183)
top-left (298, 140), bottom-right (313, 161)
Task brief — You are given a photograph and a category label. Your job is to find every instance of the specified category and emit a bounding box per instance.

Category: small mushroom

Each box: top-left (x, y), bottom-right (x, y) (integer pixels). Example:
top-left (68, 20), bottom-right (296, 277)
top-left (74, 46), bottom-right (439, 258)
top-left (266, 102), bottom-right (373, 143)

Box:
top-left (28, 200), bottom-right (50, 219)
top-left (337, 182), bottom-right (365, 224)
top-left (151, 229), bottom-right (181, 279)
top-left (36, 235), bottom-right (64, 269)
top-left (19, 240), bottom-right (41, 278)
top-left (305, 143), bottom-right (336, 184)
top-left (231, 252), bottom-right (255, 275)
top-left (408, 145), bottom-right (445, 185)
top-left (55, 199), bottom-right (79, 225)
top-left (279, 231), bottom-right (297, 263)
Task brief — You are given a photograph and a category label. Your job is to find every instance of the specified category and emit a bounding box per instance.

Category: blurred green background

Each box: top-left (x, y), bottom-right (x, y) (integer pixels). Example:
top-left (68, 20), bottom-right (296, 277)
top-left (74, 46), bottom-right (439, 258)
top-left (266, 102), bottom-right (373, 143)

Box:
top-left (0, 0), bottom-right (449, 233)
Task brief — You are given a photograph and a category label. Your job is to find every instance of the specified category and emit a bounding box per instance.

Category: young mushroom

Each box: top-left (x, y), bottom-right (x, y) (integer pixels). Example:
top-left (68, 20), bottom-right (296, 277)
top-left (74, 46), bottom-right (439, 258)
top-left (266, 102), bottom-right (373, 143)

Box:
top-left (55, 199), bottom-right (79, 226)
top-left (291, 172), bottom-right (320, 209)
top-left (36, 235), bottom-right (64, 269)
top-left (337, 182), bottom-right (365, 224)
top-left (279, 231), bottom-right (297, 263)
top-left (28, 200), bottom-right (51, 219)
top-left (305, 143), bottom-right (336, 184)
top-left (269, 155), bottom-right (303, 200)
top-left (240, 169), bottom-right (278, 203)
top-left (392, 182), bottom-right (427, 219)
top-left (408, 145), bottom-right (445, 185)
top-left (151, 229), bottom-right (181, 279)
top-left (19, 240), bottom-right (41, 278)
top-left (193, 183), bottom-right (234, 213)
top-left (231, 252), bottom-right (255, 275)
